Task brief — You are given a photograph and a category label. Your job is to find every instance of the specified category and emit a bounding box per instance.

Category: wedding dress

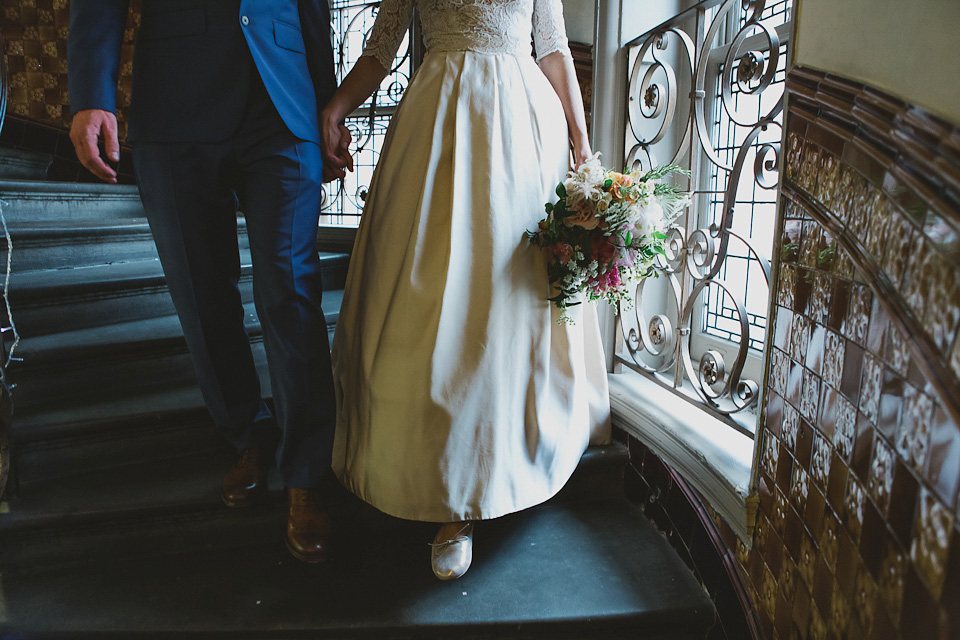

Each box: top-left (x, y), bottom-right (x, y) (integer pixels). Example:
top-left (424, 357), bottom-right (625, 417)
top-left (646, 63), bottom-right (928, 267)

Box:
top-left (331, 0), bottom-right (611, 522)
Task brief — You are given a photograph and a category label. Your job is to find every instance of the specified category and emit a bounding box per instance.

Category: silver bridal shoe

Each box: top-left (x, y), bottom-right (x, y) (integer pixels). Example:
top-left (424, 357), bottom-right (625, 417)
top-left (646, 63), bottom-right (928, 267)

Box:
top-left (430, 522), bottom-right (474, 580)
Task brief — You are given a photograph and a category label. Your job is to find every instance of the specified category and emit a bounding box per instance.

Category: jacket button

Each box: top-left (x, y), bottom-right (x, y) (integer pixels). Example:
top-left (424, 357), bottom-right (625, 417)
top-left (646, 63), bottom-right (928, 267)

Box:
top-left (240, 15), bottom-right (250, 26)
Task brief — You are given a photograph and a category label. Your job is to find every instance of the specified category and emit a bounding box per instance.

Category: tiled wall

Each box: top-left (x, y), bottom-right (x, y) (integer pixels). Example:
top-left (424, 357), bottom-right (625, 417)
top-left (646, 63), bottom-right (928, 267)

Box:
top-left (1, 0), bottom-right (141, 139)
top-left (620, 67), bottom-right (960, 640)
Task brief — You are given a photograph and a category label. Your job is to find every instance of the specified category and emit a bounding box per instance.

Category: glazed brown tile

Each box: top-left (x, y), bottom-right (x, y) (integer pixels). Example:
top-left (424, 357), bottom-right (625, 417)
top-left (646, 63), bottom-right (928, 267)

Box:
top-left (791, 583), bottom-right (813, 638)
top-left (793, 269), bottom-right (813, 317)
top-left (762, 431), bottom-right (780, 480)
top-left (883, 324), bottom-right (911, 378)
top-left (774, 307), bottom-right (794, 354)
top-left (859, 499), bottom-right (887, 580)
top-left (900, 565), bottom-right (946, 640)
top-left (785, 506), bottom-right (806, 564)
top-left (878, 537), bottom-right (908, 628)
top-left (922, 211), bottom-right (960, 265)
top-left (820, 508), bottom-right (841, 571)
top-left (801, 369), bottom-right (822, 423)
top-left (795, 418), bottom-right (814, 470)
top-left (774, 589), bottom-right (795, 640)
top-left (811, 431), bottom-right (832, 491)
top-left (841, 340), bottom-right (865, 404)
top-left (778, 264), bottom-right (797, 309)
top-left (822, 328), bottom-right (845, 390)
top-left (859, 355), bottom-right (884, 425)
top-left (766, 391), bottom-right (785, 440)
top-left (910, 487), bottom-right (954, 599)
top-left (940, 528), bottom-right (960, 618)
top-left (828, 456), bottom-right (850, 514)
top-left (924, 403), bottom-right (960, 509)
top-left (791, 463), bottom-right (811, 516)
top-left (853, 563), bottom-right (879, 634)
top-left (818, 383), bottom-right (841, 442)
top-left (851, 416), bottom-right (876, 482)
top-left (897, 387), bottom-right (934, 475)
top-left (879, 210), bottom-right (914, 290)
top-left (805, 324), bottom-right (827, 377)
top-left (787, 361), bottom-right (804, 409)
top-left (806, 487), bottom-right (827, 540)
top-left (888, 459), bottom-right (920, 548)
top-left (876, 368), bottom-right (905, 444)
top-left (777, 446), bottom-right (794, 495)
top-left (829, 278), bottom-right (851, 332)
top-left (867, 436), bottom-right (895, 516)
top-left (844, 475), bottom-right (867, 542)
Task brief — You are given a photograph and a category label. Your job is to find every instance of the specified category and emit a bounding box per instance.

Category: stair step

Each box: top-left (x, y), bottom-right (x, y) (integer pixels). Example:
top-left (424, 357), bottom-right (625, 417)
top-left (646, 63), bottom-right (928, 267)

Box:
top-left (0, 494), bottom-right (715, 638)
top-left (0, 147), bottom-right (52, 180)
top-left (0, 217), bottom-right (249, 271)
top-left (8, 251), bottom-right (348, 337)
top-left (0, 180), bottom-right (145, 222)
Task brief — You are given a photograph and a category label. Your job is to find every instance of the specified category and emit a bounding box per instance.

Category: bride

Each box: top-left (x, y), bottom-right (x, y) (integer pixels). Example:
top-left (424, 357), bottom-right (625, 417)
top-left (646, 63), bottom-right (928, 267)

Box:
top-left (321, 0), bottom-right (611, 580)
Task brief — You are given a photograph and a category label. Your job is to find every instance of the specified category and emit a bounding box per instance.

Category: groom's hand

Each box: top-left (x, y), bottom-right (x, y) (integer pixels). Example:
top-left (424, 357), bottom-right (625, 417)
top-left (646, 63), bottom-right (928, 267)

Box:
top-left (321, 122), bottom-right (354, 183)
top-left (70, 109), bottom-right (120, 184)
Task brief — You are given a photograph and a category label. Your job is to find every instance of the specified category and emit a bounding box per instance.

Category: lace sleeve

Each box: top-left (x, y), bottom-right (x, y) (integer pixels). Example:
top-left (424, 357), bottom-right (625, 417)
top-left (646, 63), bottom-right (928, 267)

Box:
top-left (361, 0), bottom-right (415, 71)
top-left (532, 0), bottom-right (571, 62)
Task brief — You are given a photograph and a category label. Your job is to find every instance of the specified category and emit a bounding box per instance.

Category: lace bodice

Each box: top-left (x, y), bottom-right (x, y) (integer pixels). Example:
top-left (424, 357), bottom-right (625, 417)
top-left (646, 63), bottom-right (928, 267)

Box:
top-left (362, 0), bottom-right (570, 71)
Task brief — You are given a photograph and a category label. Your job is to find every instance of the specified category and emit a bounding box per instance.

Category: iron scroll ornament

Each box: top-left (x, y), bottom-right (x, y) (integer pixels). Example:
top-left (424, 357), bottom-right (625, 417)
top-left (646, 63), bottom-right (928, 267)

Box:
top-left (618, 0), bottom-right (786, 424)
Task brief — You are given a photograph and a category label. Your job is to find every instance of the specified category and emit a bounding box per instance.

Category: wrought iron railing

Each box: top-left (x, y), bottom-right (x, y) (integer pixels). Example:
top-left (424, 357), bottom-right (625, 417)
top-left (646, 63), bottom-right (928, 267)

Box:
top-left (320, 0), bottom-right (421, 226)
top-left (0, 27), bottom-right (11, 502)
top-left (616, 0), bottom-right (792, 435)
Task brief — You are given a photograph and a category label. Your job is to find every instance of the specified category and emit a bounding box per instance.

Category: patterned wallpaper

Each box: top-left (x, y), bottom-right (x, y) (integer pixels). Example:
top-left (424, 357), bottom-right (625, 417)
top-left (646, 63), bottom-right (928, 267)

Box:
top-left (0, 0), bottom-right (141, 139)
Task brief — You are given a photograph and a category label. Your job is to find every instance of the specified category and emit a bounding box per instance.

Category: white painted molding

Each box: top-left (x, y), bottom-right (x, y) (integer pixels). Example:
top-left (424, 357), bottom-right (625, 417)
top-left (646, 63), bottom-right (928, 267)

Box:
top-left (608, 371), bottom-right (755, 544)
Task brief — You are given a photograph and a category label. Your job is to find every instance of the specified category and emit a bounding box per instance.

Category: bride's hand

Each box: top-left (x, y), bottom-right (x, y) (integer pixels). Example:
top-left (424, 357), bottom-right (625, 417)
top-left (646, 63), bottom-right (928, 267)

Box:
top-left (321, 114), bottom-right (355, 182)
top-left (570, 125), bottom-right (592, 169)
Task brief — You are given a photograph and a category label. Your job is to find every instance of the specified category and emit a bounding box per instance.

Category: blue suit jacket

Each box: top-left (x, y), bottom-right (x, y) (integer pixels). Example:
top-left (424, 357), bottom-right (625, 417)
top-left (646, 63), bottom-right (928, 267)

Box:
top-left (68, 0), bottom-right (336, 144)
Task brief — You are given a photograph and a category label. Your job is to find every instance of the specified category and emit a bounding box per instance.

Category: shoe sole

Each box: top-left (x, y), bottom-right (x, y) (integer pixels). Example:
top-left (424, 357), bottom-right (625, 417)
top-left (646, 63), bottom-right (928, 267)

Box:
top-left (284, 536), bottom-right (330, 564)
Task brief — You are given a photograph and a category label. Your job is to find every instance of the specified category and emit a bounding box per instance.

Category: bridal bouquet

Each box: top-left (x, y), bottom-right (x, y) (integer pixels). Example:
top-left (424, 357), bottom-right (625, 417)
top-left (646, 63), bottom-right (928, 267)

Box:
top-left (526, 154), bottom-right (689, 323)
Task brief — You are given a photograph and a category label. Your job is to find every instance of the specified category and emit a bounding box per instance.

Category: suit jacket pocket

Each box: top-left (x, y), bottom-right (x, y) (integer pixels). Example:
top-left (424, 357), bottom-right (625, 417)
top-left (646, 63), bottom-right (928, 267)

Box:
top-left (141, 9), bottom-right (206, 40)
top-left (274, 20), bottom-right (306, 54)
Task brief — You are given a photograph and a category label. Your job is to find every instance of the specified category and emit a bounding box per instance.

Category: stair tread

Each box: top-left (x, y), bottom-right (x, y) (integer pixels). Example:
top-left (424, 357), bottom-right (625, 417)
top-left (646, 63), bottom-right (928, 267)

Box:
top-left (0, 178), bottom-right (142, 195)
top-left (14, 289), bottom-right (342, 367)
top-left (0, 494), bottom-right (714, 637)
top-left (9, 251), bottom-right (349, 295)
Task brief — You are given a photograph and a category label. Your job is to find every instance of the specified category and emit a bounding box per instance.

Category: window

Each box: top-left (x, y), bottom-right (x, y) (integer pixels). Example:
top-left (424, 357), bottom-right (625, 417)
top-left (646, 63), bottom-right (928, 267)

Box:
top-left (320, 1), bottom-right (422, 226)
top-left (616, 0), bottom-right (793, 438)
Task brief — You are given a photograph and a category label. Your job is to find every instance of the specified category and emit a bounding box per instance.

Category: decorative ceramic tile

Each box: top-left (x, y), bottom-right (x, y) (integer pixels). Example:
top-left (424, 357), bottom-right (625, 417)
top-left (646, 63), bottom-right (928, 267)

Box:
top-left (834, 165), bottom-right (859, 227)
top-left (815, 151), bottom-right (841, 211)
top-left (868, 437), bottom-right (895, 515)
top-left (770, 347), bottom-right (790, 398)
top-left (778, 264), bottom-right (796, 308)
top-left (881, 210), bottom-right (915, 289)
top-left (844, 476), bottom-right (866, 541)
top-left (798, 532), bottom-right (817, 588)
top-left (833, 245), bottom-right (857, 281)
top-left (864, 192), bottom-right (892, 268)
top-left (911, 487), bottom-right (954, 598)
top-left (830, 586), bottom-right (853, 636)
top-left (774, 489), bottom-right (790, 538)
top-left (820, 510), bottom-right (841, 570)
top-left (860, 355), bottom-right (884, 425)
top-left (760, 563), bottom-right (778, 621)
top-left (834, 394), bottom-right (857, 460)
top-left (845, 176), bottom-right (873, 238)
top-left (924, 403), bottom-right (960, 509)
top-left (763, 432), bottom-right (780, 477)
top-left (811, 432), bottom-right (832, 490)
top-left (786, 133), bottom-right (803, 180)
top-left (897, 389), bottom-right (933, 473)
top-left (809, 603), bottom-right (828, 640)
top-left (801, 369), bottom-right (821, 422)
top-left (790, 313), bottom-right (811, 362)
top-left (923, 251), bottom-right (960, 351)
top-left (853, 565), bottom-right (878, 633)
top-left (800, 220), bottom-right (822, 269)
top-left (842, 284), bottom-right (871, 346)
top-left (792, 464), bottom-right (811, 514)
top-left (822, 330), bottom-right (845, 390)
top-left (903, 234), bottom-right (932, 321)
top-left (798, 143), bottom-right (822, 195)
top-left (878, 539), bottom-right (907, 627)
top-left (886, 326), bottom-right (911, 378)
top-left (782, 403), bottom-right (800, 449)
top-left (809, 272), bottom-right (832, 326)
top-left (805, 326), bottom-right (827, 377)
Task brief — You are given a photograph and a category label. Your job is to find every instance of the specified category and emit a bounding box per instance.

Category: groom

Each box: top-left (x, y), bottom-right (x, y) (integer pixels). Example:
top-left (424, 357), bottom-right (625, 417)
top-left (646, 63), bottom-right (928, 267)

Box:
top-left (68, 0), bottom-right (350, 562)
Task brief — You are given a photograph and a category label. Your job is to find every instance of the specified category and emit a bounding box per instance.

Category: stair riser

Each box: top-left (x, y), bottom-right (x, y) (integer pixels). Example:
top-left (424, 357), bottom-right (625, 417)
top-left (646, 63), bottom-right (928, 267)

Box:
top-left (11, 277), bottom-right (253, 337)
top-left (15, 421), bottom-right (228, 486)
top-left (2, 227), bottom-right (253, 271)
top-left (9, 341), bottom-right (269, 410)
top-left (0, 505), bottom-right (288, 574)
top-left (0, 193), bottom-right (146, 222)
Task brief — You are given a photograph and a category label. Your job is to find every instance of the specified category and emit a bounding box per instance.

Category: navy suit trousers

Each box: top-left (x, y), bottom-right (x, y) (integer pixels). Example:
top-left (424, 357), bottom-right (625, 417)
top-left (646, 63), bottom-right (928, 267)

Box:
top-left (133, 72), bottom-right (334, 488)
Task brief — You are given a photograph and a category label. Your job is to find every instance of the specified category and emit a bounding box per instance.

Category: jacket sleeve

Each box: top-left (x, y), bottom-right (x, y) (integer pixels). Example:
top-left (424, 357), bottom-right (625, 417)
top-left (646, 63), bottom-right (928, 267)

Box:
top-left (67, 0), bottom-right (131, 114)
top-left (299, 0), bottom-right (338, 112)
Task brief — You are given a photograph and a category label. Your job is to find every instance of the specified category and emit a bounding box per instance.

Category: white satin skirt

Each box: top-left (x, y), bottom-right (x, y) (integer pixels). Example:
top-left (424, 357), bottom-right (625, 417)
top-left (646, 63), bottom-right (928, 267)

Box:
top-left (331, 51), bottom-right (611, 522)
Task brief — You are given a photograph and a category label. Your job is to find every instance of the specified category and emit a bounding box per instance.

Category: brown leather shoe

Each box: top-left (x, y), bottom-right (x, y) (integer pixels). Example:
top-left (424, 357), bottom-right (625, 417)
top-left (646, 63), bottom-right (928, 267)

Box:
top-left (220, 447), bottom-right (270, 508)
top-left (285, 488), bottom-right (333, 563)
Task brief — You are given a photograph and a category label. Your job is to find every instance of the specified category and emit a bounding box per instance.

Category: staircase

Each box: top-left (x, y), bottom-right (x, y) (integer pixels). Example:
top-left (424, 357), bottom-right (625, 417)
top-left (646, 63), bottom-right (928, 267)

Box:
top-left (0, 151), bottom-right (716, 639)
